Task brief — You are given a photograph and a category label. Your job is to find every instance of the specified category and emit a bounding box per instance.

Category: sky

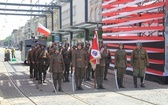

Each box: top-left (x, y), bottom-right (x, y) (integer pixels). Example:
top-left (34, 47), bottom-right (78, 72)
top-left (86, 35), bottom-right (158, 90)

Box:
top-left (0, 0), bottom-right (54, 40)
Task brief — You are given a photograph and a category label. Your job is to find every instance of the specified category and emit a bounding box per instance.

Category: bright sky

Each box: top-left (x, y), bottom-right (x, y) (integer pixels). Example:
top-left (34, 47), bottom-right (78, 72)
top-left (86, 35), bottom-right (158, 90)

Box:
top-left (0, 0), bottom-right (54, 40)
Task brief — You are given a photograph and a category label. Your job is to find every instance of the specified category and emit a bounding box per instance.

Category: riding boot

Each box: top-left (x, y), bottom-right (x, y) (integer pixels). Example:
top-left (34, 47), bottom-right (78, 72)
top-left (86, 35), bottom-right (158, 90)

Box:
top-left (140, 77), bottom-right (145, 88)
top-left (133, 76), bottom-right (137, 88)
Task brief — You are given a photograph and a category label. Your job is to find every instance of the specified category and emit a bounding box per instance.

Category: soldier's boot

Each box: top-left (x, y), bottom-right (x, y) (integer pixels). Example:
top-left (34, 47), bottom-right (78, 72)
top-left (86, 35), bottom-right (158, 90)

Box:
top-left (58, 79), bottom-right (63, 92)
top-left (43, 74), bottom-right (46, 83)
top-left (140, 77), bottom-right (145, 88)
top-left (53, 80), bottom-right (57, 92)
top-left (133, 76), bottom-right (137, 88)
top-left (120, 77), bottom-right (125, 88)
top-left (79, 78), bottom-right (84, 90)
top-left (75, 79), bottom-right (79, 91)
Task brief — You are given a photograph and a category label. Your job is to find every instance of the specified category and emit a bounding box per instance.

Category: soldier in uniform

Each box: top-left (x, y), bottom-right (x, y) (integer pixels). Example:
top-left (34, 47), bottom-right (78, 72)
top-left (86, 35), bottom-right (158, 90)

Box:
top-left (49, 47), bottom-right (65, 92)
top-left (27, 45), bottom-right (35, 78)
top-left (32, 42), bottom-right (41, 80)
top-left (96, 41), bottom-right (107, 89)
top-left (62, 43), bottom-right (71, 82)
top-left (37, 44), bottom-right (49, 83)
top-left (72, 42), bottom-right (87, 90)
top-left (114, 43), bottom-right (127, 88)
top-left (130, 42), bottom-right (149, 88)
top-left (70, 45), bottom-right (77, 75)
top-left (83, 41), bottom-right (91, 81)
top-left (104, 44), bottom-right (111, 80)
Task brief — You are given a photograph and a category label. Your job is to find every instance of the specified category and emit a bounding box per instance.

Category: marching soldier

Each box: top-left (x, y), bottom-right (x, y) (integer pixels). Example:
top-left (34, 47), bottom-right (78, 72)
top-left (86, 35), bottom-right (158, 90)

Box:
top-left (32, 42), bottom-right (41, 80)
top-left (114, 43), bottom-right (127, 88)
top-left (27, 45), bottom-right (35, 78)
top-left (37, 43), bottom-right (49, 83)
top-left (96, 41), bottom-right (107, 89)
top-left (49, 47), bottom-right (65, 92)
top-left (83, 41), bottom-right (91, 81)
top-left (70, 45), bottom-right (77, 75)
top-left (62, 42), bottom-right (71, 82)
top-left (104, 44), bottom-right (111, 80)
top-left (49, 42), bottom-right (57, 57)
top-left (130, 42), bottom-right (149, 88)
top-left (72, 42), bottom-right (87, 90)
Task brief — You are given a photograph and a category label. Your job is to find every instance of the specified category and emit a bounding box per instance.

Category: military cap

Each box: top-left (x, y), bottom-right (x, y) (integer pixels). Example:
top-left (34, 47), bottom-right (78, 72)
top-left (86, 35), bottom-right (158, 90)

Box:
top-left (40, 43), bottom-right (46, 47)
top-left (136, 42), bottom-right (142, 46)
top-left (64, 42), bottom-right (69, 47)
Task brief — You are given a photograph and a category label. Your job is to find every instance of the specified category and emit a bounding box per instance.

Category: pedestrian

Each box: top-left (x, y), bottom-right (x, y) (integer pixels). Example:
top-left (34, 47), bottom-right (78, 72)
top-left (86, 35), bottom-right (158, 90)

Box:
top-left (49, 47), bottom-right (65, 92)
top-left (37, 43), bottom-right (49, 83)
top-left (62, 42), bottom-right (71, 82)
top-left (130, 42), bottom-right (149, 88)
top-left (104, 44), bottom-right (111, 80)
top-left (27, 45), bottom-right (35, 78)
top-left (11, 46), bottom-right (15, 58)
top-left (72, 42), bottom-right (87, 91)
top-left (83, 41), bottom-right (91, 81)
top-left (114, 43), bottom-right (127, 88)
top-left (95, 41), bottom-right (107, 89)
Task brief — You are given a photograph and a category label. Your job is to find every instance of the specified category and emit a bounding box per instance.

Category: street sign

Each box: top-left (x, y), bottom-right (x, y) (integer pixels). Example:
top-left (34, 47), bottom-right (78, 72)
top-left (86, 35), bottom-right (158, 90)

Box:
top-left (54, 34), bottom-right (60, 42)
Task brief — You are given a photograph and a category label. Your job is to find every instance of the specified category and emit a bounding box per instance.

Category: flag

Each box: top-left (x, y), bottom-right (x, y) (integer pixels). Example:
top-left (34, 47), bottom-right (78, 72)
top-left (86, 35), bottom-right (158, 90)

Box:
top-left (90, 28), bottom-right (101, 70)
top-left (37, 23), bottom-right (51, 37)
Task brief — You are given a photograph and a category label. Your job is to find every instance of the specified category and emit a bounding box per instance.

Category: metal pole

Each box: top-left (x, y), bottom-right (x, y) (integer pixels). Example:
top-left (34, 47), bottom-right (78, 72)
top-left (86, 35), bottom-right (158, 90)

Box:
top-left (59, 7), bottom-right (62, 42)
top-left (70, 0), bottom-right (73, 46)
top-left (85, 0), bottom-right (88, 22)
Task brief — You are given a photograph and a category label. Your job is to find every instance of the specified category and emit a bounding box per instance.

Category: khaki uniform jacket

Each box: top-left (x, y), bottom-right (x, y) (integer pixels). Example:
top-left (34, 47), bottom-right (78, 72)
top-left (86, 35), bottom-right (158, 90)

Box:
top-left (49, 53), bottom-right (65, 73)
top-left (32, 47), bottom-right (40, 62)
top-left (49, 47), bottom-right (55, 57)
top-left (83, 47), bottom-right (90, 67)
top-left (62, 48), bottom-right (71, 65)
top-left (130, 48), bottom-right (149, 70)
top-left (97, 47), bottom-right (108, 67)
top-left (28, 49), bottom-right (34, 63)
top-left (114, 49), bottom-right (127, 69)
top-left (72, 49), bottom-right (87, 68)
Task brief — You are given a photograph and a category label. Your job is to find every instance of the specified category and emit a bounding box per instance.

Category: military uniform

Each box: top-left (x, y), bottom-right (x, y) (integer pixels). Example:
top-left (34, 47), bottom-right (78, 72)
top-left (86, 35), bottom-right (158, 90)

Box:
top-left (27, 46), bottom-right (35, 78)
top-left (114, 47), bottom-right (127, 88)
top-left (37, 46), bottom-right (49, 83)
top-left (32, 45), bottom-right (40, 80)
top-left (130, 43), bottom-right (149, 88)
top-left (96, 46), bottom-right (107, 89)
top-left (11, 47), bottom-right (15, 58)
top-left (104, 49), bottom-right (111, 80)
top-left (72, 43), bottom-right (87, 90)
top-left (49, 50), bottom-right (65, 92)
top-left (83, 44), bottom-right (91, 81)
top-left (62, 45), bottom-right (71, 82)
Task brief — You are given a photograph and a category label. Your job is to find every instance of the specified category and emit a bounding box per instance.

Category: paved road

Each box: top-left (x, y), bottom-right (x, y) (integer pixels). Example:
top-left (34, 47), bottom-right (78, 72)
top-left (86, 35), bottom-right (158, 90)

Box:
top-left (0, 48), bottom-right (168, 105)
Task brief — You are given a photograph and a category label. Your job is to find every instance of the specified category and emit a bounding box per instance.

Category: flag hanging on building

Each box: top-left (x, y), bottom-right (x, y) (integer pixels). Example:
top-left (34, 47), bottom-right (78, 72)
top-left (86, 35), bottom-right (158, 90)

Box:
top-left (90, 28), bottom-right (101, 70)
top-left (37, 23), bottom-right (51, 37)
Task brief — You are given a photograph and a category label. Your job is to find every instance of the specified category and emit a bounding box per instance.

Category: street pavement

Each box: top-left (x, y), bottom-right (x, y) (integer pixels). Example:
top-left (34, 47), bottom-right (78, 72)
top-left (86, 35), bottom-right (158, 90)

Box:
top-left (0, 48), bottom-right (168, 105)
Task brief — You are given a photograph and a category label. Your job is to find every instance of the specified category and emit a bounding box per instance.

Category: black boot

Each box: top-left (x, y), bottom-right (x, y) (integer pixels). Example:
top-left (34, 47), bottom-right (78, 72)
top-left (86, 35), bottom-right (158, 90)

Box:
top-left (133, 76), bottom-right (137, 88)
top-left (140, 77), bottom-right (145, 88)
top-left (117, 78), bottom-right (121, 88)
top-left (58, 87), bottom-right (63, 92)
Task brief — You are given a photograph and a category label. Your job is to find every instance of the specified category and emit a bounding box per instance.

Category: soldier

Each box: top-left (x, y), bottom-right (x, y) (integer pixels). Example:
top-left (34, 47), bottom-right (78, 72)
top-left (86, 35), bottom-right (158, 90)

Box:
top-left (49, 47), bottom-right (65, 92)
top-left (83, 41), bottom-right (91, 81)
top-left (96, 41), bottom-right (107, 89)
top-left (114, 43), bottom-right (127, 88)
top-left (27, 45), bottom-right (35, 78)
top-left (70, 45), bottom-right (77, 75)
top-left (72, 42), bottom-right (87, 91)
top-left (62, 42), bottom-right (71, 82)
top-left (32, 42), bottom-right (41, 80)
top-left (11, 46), bottom-right (15, 58)
top-left (104, 44), bottom-right (111, 80)
top-left (130, 42), bottom-right (149, 88)
top-left (49, 42), bottom-right (57, 57)
top-left (37, 44), bottom-right (49, 83)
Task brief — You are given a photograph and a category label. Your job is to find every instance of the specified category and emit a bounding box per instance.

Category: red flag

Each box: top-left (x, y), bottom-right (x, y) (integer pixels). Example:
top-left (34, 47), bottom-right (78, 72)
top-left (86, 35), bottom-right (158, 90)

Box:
top-left (90, 29), bottom-right (101, 70)
top-left (37, 23), bottom-right (51, 37)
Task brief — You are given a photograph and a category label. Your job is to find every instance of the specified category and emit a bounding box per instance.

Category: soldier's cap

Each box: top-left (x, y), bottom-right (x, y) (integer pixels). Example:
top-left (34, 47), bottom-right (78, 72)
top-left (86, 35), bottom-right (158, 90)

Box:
top-left (64, 42), bottom-right (69, 46)
top-left (54, 47), bottom-right (59, 51)
top-left (52, 42), bottom-right (57, 45)
top-left (40, 43), bottom-right (46, 47)
top-left (119, 43), bottom-right (123, 46)
top-left (77, 42), bottom-right (83, 46)
top-left (136, 42), bottom-right (142, 46)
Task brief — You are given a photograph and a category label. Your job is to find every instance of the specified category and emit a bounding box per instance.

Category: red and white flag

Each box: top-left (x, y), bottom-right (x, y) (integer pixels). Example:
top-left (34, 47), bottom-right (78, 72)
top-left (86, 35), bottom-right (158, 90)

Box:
top-left (37, 23), bottom-right (51, 37)
top-left (90, 29), bottom-right (101, 70)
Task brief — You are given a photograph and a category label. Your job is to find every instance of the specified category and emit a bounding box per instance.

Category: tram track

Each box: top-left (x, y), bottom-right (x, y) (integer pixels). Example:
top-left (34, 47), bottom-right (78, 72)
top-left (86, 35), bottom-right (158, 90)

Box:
top-left (4, 57), bottom-right (158, 105)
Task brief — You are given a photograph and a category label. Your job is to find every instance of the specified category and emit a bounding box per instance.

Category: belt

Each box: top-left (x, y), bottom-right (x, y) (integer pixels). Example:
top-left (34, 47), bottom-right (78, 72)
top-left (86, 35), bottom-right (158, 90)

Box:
top-left (54, 62), bottom-right (62, 64)
top-left (134, 58), bottom-right (145, 60)
top-left (77, 59), bottom-right (83, 60)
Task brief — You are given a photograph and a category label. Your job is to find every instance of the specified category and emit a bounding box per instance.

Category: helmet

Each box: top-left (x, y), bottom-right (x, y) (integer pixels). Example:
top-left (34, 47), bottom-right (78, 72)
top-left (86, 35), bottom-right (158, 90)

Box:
top-left (40, 43), bottom-right (46, 47)
top-left (119, 43), bottom-right (123, 46)
top-left (77, 42), bottom-right (83, 46)
top-left (54, 47), bottom-right (59, 51)
top-left (64, 42), bottom-right (69, 47)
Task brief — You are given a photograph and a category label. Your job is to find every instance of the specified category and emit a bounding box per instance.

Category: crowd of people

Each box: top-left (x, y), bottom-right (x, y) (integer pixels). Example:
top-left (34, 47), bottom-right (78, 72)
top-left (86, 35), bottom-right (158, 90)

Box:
top-left (27, 41), bottom-right (149, 92)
